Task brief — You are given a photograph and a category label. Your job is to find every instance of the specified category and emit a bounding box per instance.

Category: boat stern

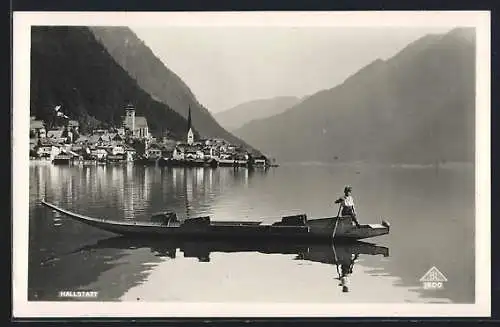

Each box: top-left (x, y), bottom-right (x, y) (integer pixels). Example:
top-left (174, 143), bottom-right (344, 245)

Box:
top-left (381, 219), bottom-right (390, 231)
top-left (359, 219), bottom-right (390, 239)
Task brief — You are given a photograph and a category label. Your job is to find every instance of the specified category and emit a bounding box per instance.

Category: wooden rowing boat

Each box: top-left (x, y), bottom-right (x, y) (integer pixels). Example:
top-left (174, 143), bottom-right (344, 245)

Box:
top-left (41, 200), bottom-right (390, 241)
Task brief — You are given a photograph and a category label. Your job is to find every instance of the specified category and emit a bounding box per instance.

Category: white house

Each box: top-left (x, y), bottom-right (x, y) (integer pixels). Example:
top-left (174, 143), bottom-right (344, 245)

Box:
top-left (91, 148), bottom-right (108, 160)
top-left (124, 146), bottom-right (136, 162)
top-left (202, 147), bottom-right (215, 159)
top-left (111, 145), bottom-right (125, 156)
top-left (145, 148), bottom-right (162, 159)
top-left (220, 153), bottom-right (233, 160)
top-left (37, 145), bottom-right (60, 158)
top-left (172, 147), bottom-right (185, 160)
top-left (185, 151), bottom-right (197, 160)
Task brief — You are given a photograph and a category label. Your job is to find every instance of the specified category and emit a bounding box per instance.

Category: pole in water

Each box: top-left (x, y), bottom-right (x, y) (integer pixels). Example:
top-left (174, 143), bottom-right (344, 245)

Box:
top-left (332, 217), bottom-right (339, 239)
top-left (332, 204), bottom-right (341, 238)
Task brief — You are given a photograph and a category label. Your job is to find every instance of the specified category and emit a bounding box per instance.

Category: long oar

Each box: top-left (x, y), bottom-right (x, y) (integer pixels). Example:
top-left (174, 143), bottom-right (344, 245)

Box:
top-left (332, 204), bottom-right (341, 239)
top-left (331, 238), bottom-right (343, 282)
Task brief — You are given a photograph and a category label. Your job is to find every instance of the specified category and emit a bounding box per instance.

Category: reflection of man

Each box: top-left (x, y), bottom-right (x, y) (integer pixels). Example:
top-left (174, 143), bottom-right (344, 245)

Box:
top-left (337, 253), bottom-right (359, 293)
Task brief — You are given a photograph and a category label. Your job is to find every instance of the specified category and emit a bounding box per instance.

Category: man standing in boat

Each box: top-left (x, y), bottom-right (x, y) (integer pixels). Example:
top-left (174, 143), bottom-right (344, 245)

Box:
top-left (335, 186), bottom-right (361, 227)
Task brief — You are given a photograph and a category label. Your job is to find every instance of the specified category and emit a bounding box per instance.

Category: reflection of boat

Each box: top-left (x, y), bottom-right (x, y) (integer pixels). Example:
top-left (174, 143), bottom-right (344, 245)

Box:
top-left (70, 236), bottom-right (389, 265)
top-left (41, 200), bottom-right (390, 241)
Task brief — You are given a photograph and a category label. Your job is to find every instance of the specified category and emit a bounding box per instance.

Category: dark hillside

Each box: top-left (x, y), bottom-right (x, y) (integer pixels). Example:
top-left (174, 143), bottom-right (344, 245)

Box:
top-left (30, 26), bottom-right (189, 138)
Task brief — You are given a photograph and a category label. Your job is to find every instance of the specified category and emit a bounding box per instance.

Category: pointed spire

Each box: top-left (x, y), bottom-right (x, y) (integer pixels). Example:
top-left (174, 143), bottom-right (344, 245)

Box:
top-left (187, 106), bottom-right (192, 132)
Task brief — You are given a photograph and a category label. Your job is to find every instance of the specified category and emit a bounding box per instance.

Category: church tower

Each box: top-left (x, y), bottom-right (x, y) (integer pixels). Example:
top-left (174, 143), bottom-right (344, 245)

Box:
top-left (187, 106), bottom-right (194, 145)
top-left (125, 103), bottom-right (135, 135)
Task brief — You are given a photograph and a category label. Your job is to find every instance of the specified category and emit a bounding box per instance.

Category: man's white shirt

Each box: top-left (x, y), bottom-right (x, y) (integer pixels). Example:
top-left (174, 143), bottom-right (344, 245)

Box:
top-left (344, 195), bottom-right (354, 206)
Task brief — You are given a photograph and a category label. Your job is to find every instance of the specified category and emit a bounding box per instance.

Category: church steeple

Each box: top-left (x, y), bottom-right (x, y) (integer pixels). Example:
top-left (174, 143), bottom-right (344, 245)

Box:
top-left (187, 106), bottom-right (194, 145)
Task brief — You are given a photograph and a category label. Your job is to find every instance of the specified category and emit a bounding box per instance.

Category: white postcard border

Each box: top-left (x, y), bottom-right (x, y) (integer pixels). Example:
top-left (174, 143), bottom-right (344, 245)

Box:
top-left (12, 11), bottom-right (491, 318)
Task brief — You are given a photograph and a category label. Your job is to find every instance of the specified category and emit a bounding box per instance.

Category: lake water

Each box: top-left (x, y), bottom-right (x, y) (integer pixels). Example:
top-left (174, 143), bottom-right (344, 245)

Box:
top-left (28, 161), bottom-right (475, 303)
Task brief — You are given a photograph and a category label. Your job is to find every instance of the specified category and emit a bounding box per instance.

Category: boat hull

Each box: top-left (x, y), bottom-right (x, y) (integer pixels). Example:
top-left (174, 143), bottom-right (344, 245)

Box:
top-left (41, 201), bottom-right (389, 241)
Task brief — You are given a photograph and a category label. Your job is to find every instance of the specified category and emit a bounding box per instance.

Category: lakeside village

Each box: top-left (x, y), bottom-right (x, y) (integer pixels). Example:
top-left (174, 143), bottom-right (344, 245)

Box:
top-left (29, 104), bottom-right (274, 169)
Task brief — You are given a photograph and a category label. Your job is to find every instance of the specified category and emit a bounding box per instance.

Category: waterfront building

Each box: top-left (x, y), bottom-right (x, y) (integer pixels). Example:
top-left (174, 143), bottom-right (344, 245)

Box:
top-left (124, 146), bottom-right (136, 162)
top-left (172, 147), bottom-right (185, 160)
top-left (37, 145), bottom-right (59, 158)
top-left (145, 143), bottom-right (162, 159)
top-left (90, 148), bottom-right (108, 160)
top-left (111, 145), bottom-right (125, 156)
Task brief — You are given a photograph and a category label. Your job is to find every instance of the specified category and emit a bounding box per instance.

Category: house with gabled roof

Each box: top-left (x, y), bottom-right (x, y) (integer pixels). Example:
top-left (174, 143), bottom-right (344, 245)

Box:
top-left (172, 146), bottom-right (185, 160)
top-left (88, 134), bottom-right (104, 146)
top-left (145, 143), bottom-right (162, 159)
top-left (123, 145), bottom-right (137, 162)
top-left (36, 138), bottom-right (63, 158)
top-left (74, 135), bottom-right (89, 145)
top-left (109, 133), bottom-right (125, 143)
top-left (46, 130), bottom-right (67, 144)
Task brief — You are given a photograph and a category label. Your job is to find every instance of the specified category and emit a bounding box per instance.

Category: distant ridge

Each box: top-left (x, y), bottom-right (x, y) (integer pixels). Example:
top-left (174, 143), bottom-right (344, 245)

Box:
top-left (214, 96), bottom-right (301, 131)
top-left (234, 28), bottom-right (475, 164)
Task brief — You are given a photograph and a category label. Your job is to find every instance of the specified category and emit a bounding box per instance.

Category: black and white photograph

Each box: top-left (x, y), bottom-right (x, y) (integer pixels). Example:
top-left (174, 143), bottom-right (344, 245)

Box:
top-left (12, 11), bottom-right (490, 317)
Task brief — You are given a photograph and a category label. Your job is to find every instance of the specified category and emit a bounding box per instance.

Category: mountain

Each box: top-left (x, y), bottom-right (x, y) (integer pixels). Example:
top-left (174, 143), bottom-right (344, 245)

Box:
top-left (89, 27), bottom-right (250, 148)
top-left (233, 28), bottom-right (475, 164)
top-left (30, 26), bottom-right (189, 138)
top-left (214, 96), bottom-right (301, 131)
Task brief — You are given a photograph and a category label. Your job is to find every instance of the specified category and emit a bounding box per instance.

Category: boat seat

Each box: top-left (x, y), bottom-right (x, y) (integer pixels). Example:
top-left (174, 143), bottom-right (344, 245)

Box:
top-left (167, 221), bottom-right (182, 227)
top-left (183, 216), bottom-right (211, 225)
top-left (150, 211), bottom-right (179, 225)
top-left (277, 214), bottom-right (308, 226)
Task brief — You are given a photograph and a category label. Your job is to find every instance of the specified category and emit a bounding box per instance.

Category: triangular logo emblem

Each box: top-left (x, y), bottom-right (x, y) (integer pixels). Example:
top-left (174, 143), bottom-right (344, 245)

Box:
top-left (419, 266), bottom-right (447, 282)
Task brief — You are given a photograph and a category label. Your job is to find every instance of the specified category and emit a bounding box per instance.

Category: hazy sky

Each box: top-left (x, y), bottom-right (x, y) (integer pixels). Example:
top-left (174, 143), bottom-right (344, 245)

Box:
top-left (132, 26), bottom-right (453, 113)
